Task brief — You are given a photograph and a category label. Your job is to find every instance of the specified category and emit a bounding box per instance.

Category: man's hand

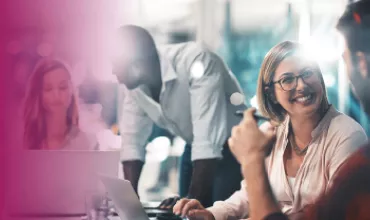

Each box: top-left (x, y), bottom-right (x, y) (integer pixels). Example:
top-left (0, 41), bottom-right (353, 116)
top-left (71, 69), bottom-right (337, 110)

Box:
top-left (228, 108), bottom-right (276, 165)
top-left (228, 108), bottom-right (281, 220)
top-left (122, 160), bottom-right (144, 195)
top-left (158, 196), bottom-right (181, 210)
top-left (158, 159), bottom-right (218, 210)
top-left (173, 198), bottom-right (215, 220)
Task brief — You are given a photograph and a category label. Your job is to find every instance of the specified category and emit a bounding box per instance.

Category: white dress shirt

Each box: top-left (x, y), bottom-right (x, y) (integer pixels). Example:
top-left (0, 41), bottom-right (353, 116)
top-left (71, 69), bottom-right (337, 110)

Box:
top-left (118, 42), bottom-right (245, 162)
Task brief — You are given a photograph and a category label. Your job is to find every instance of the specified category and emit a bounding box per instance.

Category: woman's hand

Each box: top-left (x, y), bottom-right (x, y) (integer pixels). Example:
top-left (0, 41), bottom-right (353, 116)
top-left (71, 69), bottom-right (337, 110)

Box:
top-left (173, 198), bottom-right (215, 220)
top-left (228, 108), bottom-right (277, 165)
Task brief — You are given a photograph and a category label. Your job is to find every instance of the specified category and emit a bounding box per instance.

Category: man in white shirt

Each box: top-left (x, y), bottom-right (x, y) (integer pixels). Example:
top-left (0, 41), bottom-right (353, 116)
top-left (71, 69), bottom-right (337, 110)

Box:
top-left (112, 25), bottom-right (246, 207)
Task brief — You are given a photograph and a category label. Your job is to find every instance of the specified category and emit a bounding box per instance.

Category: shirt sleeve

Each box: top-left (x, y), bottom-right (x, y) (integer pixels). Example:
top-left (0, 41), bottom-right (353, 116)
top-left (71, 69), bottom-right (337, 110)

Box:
top-left (327, 129), bottom-right (368, 186)
top-left (188, 51), bottom-right (229, 161)
top-left (207, 181), bottom-right (250, 220)
top-left (118, 85), bottom-right (153, 162)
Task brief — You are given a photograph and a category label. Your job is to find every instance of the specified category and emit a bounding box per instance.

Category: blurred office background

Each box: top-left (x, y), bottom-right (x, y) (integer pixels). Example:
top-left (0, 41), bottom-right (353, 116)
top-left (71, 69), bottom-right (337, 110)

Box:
top-left (4, 0), bottom-right (368, 202)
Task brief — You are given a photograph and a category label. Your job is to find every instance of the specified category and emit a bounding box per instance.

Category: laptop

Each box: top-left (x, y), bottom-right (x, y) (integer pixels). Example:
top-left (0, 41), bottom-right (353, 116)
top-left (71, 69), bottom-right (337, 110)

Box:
top-left (99, 175), bottom-right (179, 220)
top-left (6, 150), bottom-right (120, 217)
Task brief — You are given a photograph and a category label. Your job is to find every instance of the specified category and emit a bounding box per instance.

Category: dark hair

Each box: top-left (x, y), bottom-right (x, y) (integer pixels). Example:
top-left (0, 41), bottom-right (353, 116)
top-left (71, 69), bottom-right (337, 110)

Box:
top-left (117, 25), bottom-right (158, 59)
top-left (336, 0), bottom-right (370, 54)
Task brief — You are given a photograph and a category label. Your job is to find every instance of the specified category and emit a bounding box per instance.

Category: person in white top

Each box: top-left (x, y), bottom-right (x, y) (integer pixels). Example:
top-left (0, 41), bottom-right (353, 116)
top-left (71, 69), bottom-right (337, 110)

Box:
top-left (173, 41), bottom-right (367, 219)
top-left (23, 58), bottom-right (97, 150)
top-left (112, 25), bottom-right (246, 207)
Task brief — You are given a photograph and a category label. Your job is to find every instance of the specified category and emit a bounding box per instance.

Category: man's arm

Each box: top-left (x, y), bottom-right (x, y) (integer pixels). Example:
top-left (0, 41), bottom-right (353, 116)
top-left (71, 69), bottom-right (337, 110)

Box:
top-left (228, 109), bottom-right (286, 220)
top-left (122, 160), bottom-right (144, 194)
top-left (188, 159), bottom-right (218, 206)
top-left (187, 51), bottom-right (229, 206)
top-left (118, 85), bottom-right (153, 193)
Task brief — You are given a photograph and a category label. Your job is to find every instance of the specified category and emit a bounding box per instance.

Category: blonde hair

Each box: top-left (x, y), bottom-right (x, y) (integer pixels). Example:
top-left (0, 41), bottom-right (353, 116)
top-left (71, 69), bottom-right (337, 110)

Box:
top-left (256, 41), bottom-right (329, 123)
top-left (23, 58), bottom-right (79, 149)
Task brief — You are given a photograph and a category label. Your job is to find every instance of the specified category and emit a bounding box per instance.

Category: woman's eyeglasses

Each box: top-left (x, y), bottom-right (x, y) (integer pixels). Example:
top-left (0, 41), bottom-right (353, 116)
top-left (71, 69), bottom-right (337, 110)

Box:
top-left (269, 69), bottom-right (316, 91)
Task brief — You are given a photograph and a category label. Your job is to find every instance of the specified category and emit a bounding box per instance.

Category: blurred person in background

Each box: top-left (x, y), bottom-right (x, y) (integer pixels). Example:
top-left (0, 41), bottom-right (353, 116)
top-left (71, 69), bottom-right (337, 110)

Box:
top-left (112, 25), bottom-right (245, 208)
top-left (302, 1), bottom-right (370, 219)
top-left (77, 72), bottom-right (120, 150)
top-left (182, 1), bottom-right (370, 220)
top-left (173, 41), bottom-right (367, 220)
top-left (23, 58), bottom-right (97, 150)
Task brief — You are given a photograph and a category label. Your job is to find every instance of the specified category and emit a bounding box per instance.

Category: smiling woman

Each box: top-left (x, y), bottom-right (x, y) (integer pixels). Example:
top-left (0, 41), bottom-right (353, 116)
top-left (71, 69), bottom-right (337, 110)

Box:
top-left (173, 41), bottom-right (367, 219)
top-left (257, 41), bottom-right (330, 123)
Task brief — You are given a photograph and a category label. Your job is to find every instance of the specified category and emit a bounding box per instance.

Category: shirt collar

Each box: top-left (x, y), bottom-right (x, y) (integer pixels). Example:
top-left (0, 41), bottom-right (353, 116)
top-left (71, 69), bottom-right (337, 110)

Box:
top-left (159, 51), bottom-right (177, 83)
top-left (282, 105), bottom-right (336, 139)
top-left (311, 105), bottom-right (336, 138)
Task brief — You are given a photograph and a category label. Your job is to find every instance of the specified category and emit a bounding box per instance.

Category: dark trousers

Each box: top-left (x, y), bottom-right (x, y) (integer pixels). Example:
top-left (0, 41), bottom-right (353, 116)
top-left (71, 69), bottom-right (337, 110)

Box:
top-left (178, 143), bottom-right (242, 208)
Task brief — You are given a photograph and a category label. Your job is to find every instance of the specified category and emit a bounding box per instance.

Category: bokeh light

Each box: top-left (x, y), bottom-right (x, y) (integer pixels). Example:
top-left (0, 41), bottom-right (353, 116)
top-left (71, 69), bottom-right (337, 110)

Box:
top-left (190, 61), bottom-right (205, 79)
top-left (230, 92), bottom-right (245, 106)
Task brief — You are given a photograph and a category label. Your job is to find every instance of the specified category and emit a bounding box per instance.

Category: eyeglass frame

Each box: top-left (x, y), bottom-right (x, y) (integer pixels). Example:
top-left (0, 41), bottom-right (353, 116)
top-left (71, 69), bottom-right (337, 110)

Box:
top-left (267, 69), bottom-right (318, 91)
